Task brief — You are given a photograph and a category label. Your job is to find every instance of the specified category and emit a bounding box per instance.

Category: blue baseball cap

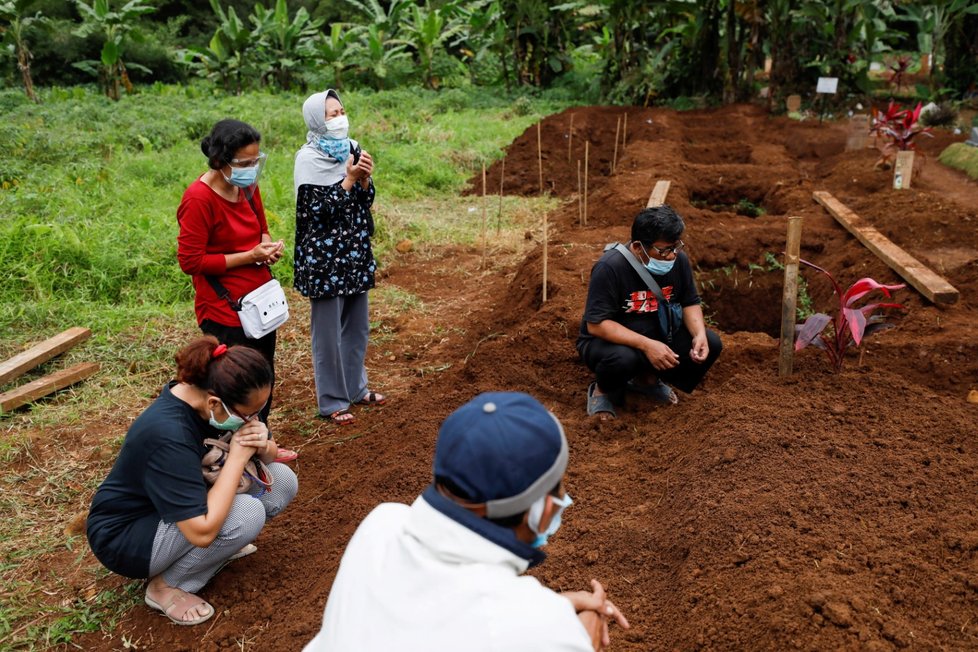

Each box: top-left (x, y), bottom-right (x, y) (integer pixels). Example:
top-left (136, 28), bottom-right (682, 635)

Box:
top-left (434, 392), bottom-right (568, 518)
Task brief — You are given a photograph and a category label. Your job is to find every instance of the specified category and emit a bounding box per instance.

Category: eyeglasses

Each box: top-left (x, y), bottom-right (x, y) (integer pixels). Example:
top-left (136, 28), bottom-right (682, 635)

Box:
top-left (228, 151), bottom-right (267, 168)
top-left (224, 399), bottom-right (266, 422)
top-left (646, 240), bottom-right (685, 257)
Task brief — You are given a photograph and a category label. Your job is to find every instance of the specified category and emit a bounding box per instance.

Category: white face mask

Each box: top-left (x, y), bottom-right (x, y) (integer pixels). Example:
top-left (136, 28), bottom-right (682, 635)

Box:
top-left (527, 492), bottom-right (573, 548)
top-left (323, 114), bottom-right (349, 140)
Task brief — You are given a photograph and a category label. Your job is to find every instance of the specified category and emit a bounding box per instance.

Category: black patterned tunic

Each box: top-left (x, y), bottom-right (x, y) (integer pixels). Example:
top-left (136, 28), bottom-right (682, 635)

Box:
top-left (294, 180), bottom-right (376, 299)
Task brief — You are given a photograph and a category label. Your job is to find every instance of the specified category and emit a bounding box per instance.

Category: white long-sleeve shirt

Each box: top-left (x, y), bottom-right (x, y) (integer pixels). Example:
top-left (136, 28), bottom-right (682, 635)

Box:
top-left (302, 495), bottom-right (593, 652)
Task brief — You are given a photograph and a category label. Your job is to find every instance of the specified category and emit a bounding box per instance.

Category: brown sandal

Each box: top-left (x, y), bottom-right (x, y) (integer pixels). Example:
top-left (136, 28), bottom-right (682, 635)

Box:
top-left (329, 409), bottom-right (356, 425)
top-left (357, 391), bottom-right (386, 406)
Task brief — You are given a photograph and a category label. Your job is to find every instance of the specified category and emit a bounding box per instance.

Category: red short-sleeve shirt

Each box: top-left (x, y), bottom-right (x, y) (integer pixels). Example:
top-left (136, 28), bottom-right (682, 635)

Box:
top-left (176, 178), bottom-right (272, 327)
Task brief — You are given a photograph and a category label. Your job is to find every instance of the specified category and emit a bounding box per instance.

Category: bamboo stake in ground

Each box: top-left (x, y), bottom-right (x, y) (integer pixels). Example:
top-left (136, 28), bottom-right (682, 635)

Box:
top-left (584, 141), bottom-right (589, 226)
top-left (612, 116), bottom-right (621, 174)
top-left (537, 121), bottom-right (544, 194)
top-left (779, 216), bottom-right (804, 377)
top-left (577, 159), bottom-right (582, 226)
top-left (622, 113), bottom-right (627, 149)
top-left (568, 114), bottom-right (574, 163)
top-left (481, 163), bottom-right (487, 268)
top-left (497, 156), bottom-right (505, 235)
top-left (542, 212), bottom-right (548, 303)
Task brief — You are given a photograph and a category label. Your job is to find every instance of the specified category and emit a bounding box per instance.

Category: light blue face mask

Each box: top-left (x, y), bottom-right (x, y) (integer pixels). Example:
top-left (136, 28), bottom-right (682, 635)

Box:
top-left (317, 136), bottom-right (350, 163)
top-left (640, 243), bottom-right (676, 275)
top-left (225, 166), bottom-right (259, 189)
top-left (528, 492), bottom-right (573, 548)
top-left (209, 399), bottom-right (246, 431)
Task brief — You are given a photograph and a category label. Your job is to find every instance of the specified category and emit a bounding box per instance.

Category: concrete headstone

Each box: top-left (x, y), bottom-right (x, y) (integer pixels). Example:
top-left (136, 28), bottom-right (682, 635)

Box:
top-left (966, 127), bottom-right (978, 148)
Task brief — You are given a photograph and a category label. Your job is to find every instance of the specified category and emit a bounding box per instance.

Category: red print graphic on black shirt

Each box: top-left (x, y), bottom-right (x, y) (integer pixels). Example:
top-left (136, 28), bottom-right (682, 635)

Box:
top-left (624, 286), bottom-right (674, 313)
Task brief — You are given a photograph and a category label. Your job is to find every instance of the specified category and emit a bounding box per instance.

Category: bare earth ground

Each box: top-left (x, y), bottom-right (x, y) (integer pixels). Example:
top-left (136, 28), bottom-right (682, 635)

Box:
top-left (28, 104), bottom-right (978, 650)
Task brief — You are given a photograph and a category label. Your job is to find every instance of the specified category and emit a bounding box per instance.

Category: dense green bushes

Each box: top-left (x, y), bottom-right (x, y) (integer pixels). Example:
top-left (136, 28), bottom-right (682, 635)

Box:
top-left (3, 1), bottom-right (978, 105)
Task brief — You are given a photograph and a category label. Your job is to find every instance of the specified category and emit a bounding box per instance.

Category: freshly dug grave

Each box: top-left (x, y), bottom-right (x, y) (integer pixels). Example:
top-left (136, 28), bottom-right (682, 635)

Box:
top-left (65, 104), bottom-right (977, 651)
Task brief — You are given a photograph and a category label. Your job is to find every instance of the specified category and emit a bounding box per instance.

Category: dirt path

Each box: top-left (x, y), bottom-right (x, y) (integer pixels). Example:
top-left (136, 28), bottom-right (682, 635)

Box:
top-left (78, 105), bottom-right (978, 651)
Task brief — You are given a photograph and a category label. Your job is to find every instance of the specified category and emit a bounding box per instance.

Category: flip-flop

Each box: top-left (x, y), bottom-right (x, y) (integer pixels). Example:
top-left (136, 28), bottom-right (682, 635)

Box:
top-left (627, 379), bottom-right (679, 405)
top-left (328, 409), bottom-right (356, 425)
top-left (275, 447), bottom-right (298, 463)
top-left (229, 543), bottom-right (257, 561)
top-left (586, 382), bottom-right (617, 419)
top-left (357, 391), bottom-right (386, 406)
top-left (144, 589), bottom-right (214, 626)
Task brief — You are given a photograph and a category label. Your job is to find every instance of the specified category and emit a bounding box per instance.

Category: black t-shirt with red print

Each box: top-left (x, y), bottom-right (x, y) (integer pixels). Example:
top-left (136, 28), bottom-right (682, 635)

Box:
top-left (577, 248), bottom-right (700, 347)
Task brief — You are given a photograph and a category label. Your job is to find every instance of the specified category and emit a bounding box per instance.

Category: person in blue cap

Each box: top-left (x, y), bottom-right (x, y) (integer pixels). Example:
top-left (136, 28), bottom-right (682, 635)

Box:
top-left (578, 204), bottom-right (722, 421)
top-left (302, 392), bottom-right (629, 651)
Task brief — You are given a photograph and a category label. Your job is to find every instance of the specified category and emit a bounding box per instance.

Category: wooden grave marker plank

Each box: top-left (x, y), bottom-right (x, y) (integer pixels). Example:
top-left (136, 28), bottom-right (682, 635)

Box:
top-left (0, 362), bottom-right (100, 413)
top-left (846, 115), bottom-right (870, 151)
top-left (893, 151), bottom-right (914, 189)
top-left (813, 191), bottom-right (958, 304)
top-left (647, 180), bottom-right (671, 208)
top-left (0, 327), bottom-right (91, 386)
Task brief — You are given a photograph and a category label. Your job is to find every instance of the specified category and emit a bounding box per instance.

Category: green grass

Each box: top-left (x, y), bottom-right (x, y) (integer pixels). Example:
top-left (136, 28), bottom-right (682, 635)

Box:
top-left (0, 84), bottom-right (566, 346)
top-left (0, 82), bottom-right (571, 649)
top-left (938, 142), bottom-right (978, 180)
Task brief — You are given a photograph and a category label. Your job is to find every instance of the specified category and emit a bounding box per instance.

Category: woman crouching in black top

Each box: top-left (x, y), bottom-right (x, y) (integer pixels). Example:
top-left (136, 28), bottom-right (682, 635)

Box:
top-left (86, 336), bottom-right (298, 625)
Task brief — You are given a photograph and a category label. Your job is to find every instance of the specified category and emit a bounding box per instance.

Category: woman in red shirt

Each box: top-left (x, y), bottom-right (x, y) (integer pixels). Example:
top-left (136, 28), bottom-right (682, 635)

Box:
top-left (177, 119), bottom-right (296, 461)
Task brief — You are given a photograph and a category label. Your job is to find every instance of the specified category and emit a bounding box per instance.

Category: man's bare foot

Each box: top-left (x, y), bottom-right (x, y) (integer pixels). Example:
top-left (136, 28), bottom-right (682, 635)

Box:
top-left (144, 576), bottom-right (214, 625)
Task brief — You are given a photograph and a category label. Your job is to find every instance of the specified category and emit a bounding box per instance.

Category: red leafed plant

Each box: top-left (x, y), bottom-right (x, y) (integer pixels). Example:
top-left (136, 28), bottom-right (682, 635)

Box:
top-left (888, 55), bottom-right (911, 90)
top-left (794, 259), bottom-right (905, 372)
top-left (869, 101), bottom-right (933, 167)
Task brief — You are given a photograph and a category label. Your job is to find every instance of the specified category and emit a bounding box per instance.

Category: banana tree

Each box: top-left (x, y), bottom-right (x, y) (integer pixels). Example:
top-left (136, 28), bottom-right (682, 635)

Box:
top-left (352, 22), bottom-right (410, 89)
top-left (311, 22), bottom-right (358, 90)
top-left (342, 0), bottom-right (410, 43)
top-left (250, 0), bottom-right (323, 91)
top-left (180, 0), bottom-right (255, 94)
top-left (72, 0), bottom-right (154, 101)
top-left (503, 0), bottom-right (577, 87)
top-left (462, 0), bottom-right (511, 88)
top-left (0, 0), bottom-right (45, 102)
top-left (401, 1), bottom-right (467, 89)
top-left (900, 1), bottom-right (978, 77)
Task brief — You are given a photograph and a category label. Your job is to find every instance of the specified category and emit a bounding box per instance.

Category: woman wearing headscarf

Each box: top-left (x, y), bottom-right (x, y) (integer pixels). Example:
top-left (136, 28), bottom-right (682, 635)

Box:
top-left (294, 89), bottom-right (386, 425)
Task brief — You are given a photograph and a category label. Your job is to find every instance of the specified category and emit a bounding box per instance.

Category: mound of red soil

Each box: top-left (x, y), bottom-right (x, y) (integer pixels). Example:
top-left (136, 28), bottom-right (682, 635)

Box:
top-left (80, 105), bottom-right (978, 650)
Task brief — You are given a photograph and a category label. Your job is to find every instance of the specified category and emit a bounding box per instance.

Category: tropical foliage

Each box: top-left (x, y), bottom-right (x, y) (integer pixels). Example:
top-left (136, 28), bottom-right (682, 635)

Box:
top-left (2, 1), bottom-right (978, 103)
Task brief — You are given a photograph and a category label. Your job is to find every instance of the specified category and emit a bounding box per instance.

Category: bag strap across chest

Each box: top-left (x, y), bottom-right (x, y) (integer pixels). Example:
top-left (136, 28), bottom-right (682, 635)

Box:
top-left (204, 193), bottom-right (272, 311)
top-left (605, 242), bottom-right (676, 342)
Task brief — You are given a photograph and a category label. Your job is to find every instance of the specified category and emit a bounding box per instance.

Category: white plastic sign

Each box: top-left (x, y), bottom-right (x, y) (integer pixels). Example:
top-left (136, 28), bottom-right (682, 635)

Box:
top-left (816, 77), bottom-right (839, 94)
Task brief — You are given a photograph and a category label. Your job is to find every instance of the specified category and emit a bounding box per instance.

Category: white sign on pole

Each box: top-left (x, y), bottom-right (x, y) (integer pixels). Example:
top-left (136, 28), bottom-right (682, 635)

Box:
top-left (816, 77), bottom-right (839, 94)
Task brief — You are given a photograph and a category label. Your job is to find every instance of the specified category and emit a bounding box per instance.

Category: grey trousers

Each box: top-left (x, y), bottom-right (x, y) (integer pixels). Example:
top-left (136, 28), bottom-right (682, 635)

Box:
top-left (311, 293), bottom-right (370, 416)
top-left (148, 463), bottom-right (298, 593)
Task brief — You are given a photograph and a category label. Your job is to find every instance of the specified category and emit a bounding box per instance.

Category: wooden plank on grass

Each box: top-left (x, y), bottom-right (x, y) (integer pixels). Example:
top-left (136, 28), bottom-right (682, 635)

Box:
top-left (813, 191), bottom-right (959, 304)
top-left (0, 362), bottom-right (100, 413)
top-left (647, 180), bottom-right (671, 208)
top-left (0, 327), bottom-right (92, 385)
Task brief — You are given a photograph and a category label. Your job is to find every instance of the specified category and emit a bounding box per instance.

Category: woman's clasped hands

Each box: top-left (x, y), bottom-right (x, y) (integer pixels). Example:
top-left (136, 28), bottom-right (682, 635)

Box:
top-left (230, 420), bottom-right (274, 460)
top-left (346, 149), bottom-right (374, 182)
top-left (250, 239), bottom-right (285, 266)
